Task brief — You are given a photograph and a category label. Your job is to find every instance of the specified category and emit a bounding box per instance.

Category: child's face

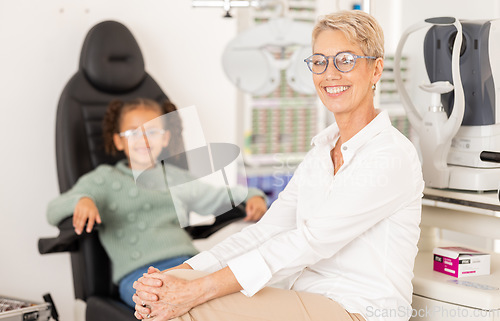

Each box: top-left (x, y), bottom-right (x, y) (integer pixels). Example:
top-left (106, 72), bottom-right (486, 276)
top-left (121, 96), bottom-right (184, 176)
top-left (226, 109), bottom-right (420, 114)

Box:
top-left (113, 107), bottom-right (170, 170)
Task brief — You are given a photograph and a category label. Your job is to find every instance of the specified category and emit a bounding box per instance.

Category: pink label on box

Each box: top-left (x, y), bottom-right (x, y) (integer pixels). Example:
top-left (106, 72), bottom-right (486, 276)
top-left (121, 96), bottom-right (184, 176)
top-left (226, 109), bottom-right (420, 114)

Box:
top-left (462, 271), bottom-right (476, 275)
top-left (434, 254), bottom-right (459, 277)
top-left (440, 246), bottom-right (481, 254)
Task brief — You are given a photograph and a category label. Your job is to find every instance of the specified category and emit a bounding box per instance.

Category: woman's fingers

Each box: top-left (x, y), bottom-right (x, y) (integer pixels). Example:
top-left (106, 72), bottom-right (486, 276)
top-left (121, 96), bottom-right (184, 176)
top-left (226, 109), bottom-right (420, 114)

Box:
top-left (133, 274), bottom-right (166, 303)
top-left (135, 303), bottom-right (151, 316)
top-left (137, 274), bottom-right (163, 287)
top-left (147, 266), bottom-right (161, 274)
top-left (137, 291), bottom-right (158, 302)
top-left (133, 294), bottom-right (152, 319)
top-left (133, 293), bottom-right (151, 307)
top-left (133, 280), bottom-right (160, 302)
top-left (134, 311), bottom-right (146, 320)
top-left (133, 273), bottom-right (199, 320)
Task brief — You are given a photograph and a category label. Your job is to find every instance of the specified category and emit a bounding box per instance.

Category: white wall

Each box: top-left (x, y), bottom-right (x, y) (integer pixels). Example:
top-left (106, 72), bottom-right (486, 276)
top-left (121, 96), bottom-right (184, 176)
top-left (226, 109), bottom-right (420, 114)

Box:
top-left (0, 1), bottom-right (237, 320)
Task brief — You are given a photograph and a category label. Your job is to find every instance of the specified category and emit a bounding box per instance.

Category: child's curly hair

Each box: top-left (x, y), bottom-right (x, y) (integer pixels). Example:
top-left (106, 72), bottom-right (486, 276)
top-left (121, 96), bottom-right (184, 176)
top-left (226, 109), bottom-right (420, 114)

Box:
top-left (102, 98), bottom-right (182, 156)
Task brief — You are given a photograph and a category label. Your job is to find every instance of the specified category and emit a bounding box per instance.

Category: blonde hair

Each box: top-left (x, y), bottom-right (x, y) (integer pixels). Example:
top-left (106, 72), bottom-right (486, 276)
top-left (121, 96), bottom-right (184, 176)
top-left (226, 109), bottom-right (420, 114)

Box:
top-left (312, 10), bottom-right (384, 58)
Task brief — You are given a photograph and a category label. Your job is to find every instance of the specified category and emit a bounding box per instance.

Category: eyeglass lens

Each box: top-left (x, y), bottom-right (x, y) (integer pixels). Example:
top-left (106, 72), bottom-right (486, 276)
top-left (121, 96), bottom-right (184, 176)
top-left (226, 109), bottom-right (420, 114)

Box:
top-left (309, 52), bottom-right (356, 74)
top-left (121, 128), bottom-right (164, 139)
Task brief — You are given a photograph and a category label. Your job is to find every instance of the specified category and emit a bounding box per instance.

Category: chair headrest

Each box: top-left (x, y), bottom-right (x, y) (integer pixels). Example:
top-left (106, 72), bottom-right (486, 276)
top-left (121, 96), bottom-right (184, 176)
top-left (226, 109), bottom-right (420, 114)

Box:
top-left (79, 20), bottom-right (146, 93)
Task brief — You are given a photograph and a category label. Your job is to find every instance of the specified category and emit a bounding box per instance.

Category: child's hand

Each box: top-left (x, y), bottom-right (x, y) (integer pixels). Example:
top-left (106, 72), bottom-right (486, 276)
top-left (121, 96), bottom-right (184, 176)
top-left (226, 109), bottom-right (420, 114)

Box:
top-left (244, 196), bottom-right (267, 222)
top-left (73, 197), bottom-right (101, 235)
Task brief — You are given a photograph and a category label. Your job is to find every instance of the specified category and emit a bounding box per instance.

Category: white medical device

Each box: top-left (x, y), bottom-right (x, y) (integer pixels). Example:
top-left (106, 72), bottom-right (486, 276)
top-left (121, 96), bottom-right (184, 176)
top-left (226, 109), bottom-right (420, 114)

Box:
top-left (395, 17), bottom-right (500, 191)
top-left (221, 17), bottom-right (315, 95)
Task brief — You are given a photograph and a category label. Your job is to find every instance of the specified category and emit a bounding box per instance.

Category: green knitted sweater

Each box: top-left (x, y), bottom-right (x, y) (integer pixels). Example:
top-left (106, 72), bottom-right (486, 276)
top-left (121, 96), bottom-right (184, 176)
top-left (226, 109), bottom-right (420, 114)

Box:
top-left (47, 159), bottom-right (265, 283)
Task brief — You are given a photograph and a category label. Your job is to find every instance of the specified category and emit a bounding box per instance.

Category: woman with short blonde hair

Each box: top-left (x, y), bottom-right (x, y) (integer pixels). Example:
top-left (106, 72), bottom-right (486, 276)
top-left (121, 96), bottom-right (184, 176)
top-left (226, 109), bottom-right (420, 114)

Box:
top-left (133, 10), bottom-right (423, 321)
top-left (312, 10), bottom-right (385, 59)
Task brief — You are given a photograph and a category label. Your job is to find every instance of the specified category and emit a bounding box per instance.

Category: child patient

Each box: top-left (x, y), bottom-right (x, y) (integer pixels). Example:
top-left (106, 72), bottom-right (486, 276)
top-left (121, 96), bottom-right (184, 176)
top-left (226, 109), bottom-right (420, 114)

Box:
top-left (46, 98), bottom-right (267, 308)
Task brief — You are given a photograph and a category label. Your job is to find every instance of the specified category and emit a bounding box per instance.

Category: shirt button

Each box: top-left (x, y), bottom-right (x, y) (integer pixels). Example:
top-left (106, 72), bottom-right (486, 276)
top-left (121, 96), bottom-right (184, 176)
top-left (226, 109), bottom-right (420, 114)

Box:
top-left (138, 222), bottom-right (147, 231)
top-left (129, 235), bottom-right (139, 244)
top-left (131, 251), bottom-right (141, 259)
top-left (93, 176), bottom-right (104, 185)
top-left (143, 203), bottom-right (152, 211)
top-left (112, 182), bottom-right (122, 191)
top-left (127, 213), bottom-right (137, 222)
top-left (129, 188), bottom-right (139, 198)
top-left (108, 202), bottom-right (117, 211)
top-left (342, 146), bottom-right (348, 151)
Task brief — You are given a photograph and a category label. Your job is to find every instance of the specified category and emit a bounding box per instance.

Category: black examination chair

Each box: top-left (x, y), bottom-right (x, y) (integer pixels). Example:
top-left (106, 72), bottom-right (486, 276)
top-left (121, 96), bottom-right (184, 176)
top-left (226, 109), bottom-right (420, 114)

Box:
top-left (38, 20), bottom-right (244, 321)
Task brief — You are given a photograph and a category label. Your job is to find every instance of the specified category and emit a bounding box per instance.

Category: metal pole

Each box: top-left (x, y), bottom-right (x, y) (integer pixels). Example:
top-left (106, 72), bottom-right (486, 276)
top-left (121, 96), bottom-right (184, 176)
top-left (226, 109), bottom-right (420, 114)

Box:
top-left (362, 0), bottom-right (371, 14)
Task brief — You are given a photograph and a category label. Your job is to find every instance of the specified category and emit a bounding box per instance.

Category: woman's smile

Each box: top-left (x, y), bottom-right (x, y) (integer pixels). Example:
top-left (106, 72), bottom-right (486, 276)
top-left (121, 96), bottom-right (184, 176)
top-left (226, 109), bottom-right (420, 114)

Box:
top-left (325, 85), bottom-right (350, 95)
top-left (312, 29), bottom-right (382, 117)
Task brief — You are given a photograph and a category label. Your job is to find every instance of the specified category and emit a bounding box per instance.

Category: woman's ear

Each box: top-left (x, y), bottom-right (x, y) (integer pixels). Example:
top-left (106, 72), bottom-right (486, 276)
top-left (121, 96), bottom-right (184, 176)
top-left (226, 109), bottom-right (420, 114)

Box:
top-left (163, 130), bottom-right (171, 148)
top-left (372, 57), bottom-right (384, 85)
top-left (113, 133), bottom-right (125, 151)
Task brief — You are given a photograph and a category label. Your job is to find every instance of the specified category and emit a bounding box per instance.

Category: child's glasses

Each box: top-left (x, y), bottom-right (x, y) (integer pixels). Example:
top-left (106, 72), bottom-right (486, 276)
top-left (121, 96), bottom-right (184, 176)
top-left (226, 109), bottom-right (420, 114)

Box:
top-left (119, 128), bottom-right (165, 140)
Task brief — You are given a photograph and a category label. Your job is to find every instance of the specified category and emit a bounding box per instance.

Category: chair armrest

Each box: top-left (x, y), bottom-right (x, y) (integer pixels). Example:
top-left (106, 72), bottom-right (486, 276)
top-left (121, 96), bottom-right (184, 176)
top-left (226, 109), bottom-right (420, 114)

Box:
top-left (38, 217), bottom-right (81, 254)
top-left (184, 204), bottom-right (246, 240)
top-left (40, 203), bottom-right (246, 253)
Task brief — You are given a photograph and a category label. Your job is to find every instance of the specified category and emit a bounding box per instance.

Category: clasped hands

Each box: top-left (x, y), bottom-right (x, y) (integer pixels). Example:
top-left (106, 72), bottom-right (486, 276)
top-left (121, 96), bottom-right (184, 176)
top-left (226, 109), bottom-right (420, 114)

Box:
top-left (133, 266), bottom-right (205, 321)
top-left (132, 197), bottom-right (266, 320)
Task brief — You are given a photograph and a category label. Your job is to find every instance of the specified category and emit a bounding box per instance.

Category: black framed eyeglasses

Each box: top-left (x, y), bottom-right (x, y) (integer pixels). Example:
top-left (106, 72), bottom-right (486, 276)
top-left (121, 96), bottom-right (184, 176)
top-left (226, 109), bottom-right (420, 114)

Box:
top-left (304, 52), bottom-right (377, 74)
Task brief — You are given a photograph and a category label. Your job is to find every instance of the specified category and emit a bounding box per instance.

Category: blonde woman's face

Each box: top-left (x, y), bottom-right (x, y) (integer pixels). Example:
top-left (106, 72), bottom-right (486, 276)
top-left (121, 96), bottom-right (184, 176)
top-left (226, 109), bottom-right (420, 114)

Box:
top-left (113, 108), bottom-right (170, 170)
top-left (312, 29), bottom-right (383, 117)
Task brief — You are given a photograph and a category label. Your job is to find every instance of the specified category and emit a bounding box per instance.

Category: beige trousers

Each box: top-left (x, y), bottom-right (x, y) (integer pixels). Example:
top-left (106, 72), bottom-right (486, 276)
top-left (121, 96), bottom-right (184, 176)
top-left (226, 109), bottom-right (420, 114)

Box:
top-left (167, 270), bottom-right (365, 321)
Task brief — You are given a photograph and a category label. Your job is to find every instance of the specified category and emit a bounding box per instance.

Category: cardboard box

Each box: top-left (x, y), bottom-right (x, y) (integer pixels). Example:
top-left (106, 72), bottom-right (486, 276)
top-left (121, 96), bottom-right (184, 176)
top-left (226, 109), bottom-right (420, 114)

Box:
top-left (433, 246), bottom-right (490, 278)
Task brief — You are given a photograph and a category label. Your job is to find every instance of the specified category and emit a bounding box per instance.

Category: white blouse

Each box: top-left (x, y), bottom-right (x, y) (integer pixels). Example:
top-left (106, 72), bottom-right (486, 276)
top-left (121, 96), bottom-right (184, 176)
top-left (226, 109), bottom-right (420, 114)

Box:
top-left (186, 110), bottom-right (424, 321)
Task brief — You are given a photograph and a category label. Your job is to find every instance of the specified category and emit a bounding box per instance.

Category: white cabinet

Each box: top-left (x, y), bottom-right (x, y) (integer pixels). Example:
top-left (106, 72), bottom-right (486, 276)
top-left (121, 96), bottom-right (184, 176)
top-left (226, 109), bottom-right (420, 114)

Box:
top-left (412, 188), bottom-right (500, 320)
